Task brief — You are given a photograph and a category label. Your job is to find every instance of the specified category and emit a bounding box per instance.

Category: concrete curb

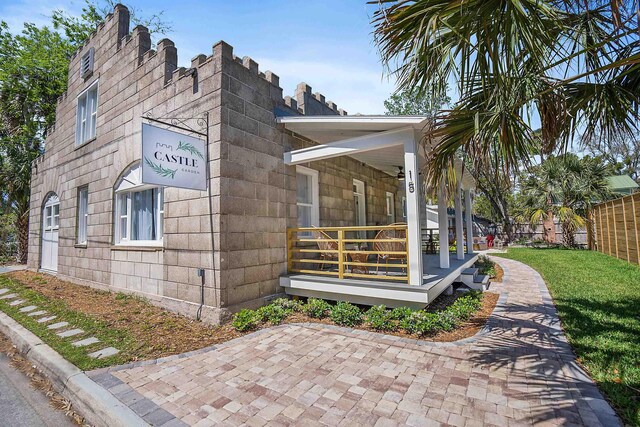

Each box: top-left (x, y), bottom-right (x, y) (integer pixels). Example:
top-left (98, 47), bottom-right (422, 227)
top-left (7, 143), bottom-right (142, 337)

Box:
top-left (0, 310), bottom-right (148, 427)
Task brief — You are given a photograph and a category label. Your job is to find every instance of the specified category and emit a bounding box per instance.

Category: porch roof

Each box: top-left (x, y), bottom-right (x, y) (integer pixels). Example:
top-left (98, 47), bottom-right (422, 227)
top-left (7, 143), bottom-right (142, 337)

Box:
top-left (276, 115), bottom-right (430, 145)
top-left (278, 115), bottom-right (430, 176)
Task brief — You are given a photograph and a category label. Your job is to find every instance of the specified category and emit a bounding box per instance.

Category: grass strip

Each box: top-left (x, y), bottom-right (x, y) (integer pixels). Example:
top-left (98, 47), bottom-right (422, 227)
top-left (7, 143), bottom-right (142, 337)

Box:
top-left (0, 274), bottom-right (135, 370)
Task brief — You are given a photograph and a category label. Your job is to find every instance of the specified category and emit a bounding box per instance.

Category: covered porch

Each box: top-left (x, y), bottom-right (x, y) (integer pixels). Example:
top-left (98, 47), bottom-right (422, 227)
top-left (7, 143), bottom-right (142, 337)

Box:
top-left (279, 115), bottom-right (480, 308)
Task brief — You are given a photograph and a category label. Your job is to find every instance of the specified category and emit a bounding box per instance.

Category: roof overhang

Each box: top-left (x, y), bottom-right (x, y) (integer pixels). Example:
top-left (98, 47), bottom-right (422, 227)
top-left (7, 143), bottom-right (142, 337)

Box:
top-left (278, 115), bottom-right (474, 189)
top-left (277, 115), bottom-right (430, 145)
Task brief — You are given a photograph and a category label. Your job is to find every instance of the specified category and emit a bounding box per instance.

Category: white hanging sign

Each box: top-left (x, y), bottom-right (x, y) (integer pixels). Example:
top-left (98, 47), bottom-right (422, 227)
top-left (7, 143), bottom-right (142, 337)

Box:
top-left (141, 123), bottom-right (207, 191)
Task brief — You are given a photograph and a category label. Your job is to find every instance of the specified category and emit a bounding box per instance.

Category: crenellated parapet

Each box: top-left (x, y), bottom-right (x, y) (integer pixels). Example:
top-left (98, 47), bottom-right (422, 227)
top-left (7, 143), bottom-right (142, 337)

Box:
top-left (47, 3), bottom-right (347, 141)
top-left (293, 82), bottom-right (347, 116)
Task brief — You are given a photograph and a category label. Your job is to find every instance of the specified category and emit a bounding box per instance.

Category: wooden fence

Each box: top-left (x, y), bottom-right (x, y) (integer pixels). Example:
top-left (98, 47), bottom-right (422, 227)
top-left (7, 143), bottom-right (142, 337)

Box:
top-left (593, 192), bottom-right (640, 265)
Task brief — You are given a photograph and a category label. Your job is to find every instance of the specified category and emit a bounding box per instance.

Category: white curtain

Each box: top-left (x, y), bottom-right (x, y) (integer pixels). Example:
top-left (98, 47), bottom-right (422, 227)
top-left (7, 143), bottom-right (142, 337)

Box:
top-left (132, 189), bottom-right (156, 240)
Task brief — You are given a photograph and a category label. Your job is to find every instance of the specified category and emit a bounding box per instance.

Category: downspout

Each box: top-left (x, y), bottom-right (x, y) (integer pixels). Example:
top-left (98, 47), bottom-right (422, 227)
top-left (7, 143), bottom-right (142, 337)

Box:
top-left (197, 112), bottom-right (213, 320)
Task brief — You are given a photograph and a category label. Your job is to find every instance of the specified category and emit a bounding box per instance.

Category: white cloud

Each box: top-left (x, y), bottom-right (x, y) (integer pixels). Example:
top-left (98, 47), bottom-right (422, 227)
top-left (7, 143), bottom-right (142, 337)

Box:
top-left (255, 57), bottom-right (397, 115)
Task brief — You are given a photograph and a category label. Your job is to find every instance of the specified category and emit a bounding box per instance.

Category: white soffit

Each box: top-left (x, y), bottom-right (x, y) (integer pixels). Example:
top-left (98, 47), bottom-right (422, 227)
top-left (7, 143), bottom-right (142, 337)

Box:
top-left (277, 115), bottom-right (430, 144)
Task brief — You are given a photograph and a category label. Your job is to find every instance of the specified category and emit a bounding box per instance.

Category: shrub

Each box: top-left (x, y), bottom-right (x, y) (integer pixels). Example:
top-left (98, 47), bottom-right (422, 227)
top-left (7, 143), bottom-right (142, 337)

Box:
top-left (256, 304), bottom-right (289, 325)
top-left (400, 311), bottom-right (439, 335)
top-left (475, 255), bottom-right (497, 277)
top-left (400, 292), bottom-right (484, 336)
top-left (389, 306), bottom-right (413, 321)
top-left (447, 292), bottom-right (483, 322)
top-left (232, 309), bottom-right (260, 331)
top-left (271, 297), bottom-right (302, 312)
top-left (303, 298), bottom-right (331, 319)
top-left (330, 301), bottom-right (363, 327)
top-left (365, 305), bottom-right (396, 332)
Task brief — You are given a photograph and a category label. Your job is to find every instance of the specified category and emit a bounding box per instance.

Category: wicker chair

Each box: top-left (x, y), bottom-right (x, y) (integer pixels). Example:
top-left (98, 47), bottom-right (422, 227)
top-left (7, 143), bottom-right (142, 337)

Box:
top-left (373, 223), bottom-right (407, 274)
top-left (311, 227), bottom-right (340, 270)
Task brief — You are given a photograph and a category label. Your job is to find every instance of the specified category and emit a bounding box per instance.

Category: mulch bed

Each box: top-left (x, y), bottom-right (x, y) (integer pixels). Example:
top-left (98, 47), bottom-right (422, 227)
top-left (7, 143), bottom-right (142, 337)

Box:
top-left (5, 271), bottom-right (500, 364)
top-left (493, 263), bottom-right (504, 282)
top-left (281, 290), bottom-right (500, 342)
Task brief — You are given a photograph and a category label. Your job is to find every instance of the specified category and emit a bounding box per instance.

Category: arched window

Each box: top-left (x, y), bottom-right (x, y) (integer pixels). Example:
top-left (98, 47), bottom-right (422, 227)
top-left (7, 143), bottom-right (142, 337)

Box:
top-left (114, 163), bottom-right (164, 245)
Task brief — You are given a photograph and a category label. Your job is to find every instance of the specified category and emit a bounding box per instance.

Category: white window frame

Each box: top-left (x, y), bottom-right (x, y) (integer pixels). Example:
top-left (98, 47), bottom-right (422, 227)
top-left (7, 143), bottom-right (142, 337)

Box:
top-left (114, 164), bottom-right (164, 247)
top-left (385, 192), bottom-right (395, 223)
top-left (77, 186), bottom-right (89, 244)
top-left (296, 166), bottom-right (319, 236)
top-left (76, 80), bottom-right (99, 146)
top-left (402, 196), bottom-right (407, 220)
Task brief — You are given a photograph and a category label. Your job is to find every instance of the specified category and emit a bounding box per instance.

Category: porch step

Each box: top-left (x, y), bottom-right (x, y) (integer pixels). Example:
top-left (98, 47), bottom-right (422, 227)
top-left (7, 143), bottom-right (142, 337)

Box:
top-left (462, 268), bottom-right (478, 277)
top-left (457, 270), bottom-right (489, 291)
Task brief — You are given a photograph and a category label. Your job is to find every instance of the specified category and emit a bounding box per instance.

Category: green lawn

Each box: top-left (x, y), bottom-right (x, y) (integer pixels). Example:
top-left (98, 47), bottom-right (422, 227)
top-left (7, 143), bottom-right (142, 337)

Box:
top-left (496, 248), bottom-right (640, 426)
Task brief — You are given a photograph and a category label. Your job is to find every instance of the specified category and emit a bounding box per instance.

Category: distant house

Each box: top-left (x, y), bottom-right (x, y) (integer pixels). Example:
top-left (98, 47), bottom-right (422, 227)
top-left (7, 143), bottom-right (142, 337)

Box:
top-left (606, 175), bottom-right (639, 196)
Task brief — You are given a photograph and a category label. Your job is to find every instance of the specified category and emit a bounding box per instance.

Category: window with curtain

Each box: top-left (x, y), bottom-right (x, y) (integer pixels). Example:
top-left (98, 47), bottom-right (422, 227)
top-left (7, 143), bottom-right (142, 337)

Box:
top-left (77, 186), bottom-right (88, 244)
top-left (114, 163), bottom-right (164, 245)
top-left (76, 81), bottom-right (98, 145)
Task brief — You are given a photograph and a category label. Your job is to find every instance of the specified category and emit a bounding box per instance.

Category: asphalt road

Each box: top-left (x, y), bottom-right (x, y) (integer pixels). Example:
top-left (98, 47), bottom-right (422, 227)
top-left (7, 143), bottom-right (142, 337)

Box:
top-left (0, 352), bottom-right (75, 427)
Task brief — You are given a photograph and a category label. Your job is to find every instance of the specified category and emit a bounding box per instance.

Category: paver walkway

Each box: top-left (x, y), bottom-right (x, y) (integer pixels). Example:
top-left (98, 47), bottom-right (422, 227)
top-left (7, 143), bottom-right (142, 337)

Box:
top-left (89, 258), bottom-right (620, 426)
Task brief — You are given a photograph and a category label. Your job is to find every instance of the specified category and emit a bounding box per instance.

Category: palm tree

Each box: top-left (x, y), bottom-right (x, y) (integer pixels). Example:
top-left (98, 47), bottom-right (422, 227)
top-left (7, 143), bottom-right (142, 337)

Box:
top-left (519, 154), bottom-right (612, 247)
top-left (372, 1), bottom-right (640, 186)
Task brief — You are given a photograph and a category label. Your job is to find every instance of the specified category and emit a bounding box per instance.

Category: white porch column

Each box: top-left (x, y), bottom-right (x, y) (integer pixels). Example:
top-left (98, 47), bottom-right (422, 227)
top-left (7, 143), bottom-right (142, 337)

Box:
top-left (404, 136), bottom-right (423, 286)
top-left (438, 177), bottom-right (450, 269)
top-left (465, 189), bottom-right (474, 255)
top-left (455, 181), bottom-right (465, 260)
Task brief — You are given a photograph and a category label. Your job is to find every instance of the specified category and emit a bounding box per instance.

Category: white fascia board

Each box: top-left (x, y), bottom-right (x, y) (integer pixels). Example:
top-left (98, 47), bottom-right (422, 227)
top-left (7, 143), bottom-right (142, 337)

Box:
top-left (277, 115), bottom-right (429, 127)
top-left (284, 126), bottom-right (414, 165)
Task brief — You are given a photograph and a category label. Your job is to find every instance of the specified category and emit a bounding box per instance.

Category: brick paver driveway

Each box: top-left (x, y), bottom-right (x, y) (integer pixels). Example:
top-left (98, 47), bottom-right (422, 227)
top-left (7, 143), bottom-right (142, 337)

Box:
top-left (90, 257), bottom-right (620, 426)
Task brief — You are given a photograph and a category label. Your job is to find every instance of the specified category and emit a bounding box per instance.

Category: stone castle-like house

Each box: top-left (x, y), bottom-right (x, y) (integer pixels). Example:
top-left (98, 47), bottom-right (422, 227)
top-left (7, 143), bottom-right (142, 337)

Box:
top-left (28, 5), bottom-right (405, 323)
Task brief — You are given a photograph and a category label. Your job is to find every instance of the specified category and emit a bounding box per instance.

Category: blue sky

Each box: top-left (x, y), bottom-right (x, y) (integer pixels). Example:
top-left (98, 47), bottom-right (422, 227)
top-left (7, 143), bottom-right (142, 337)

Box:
top-left (0, 0), bottom-right (399, 114)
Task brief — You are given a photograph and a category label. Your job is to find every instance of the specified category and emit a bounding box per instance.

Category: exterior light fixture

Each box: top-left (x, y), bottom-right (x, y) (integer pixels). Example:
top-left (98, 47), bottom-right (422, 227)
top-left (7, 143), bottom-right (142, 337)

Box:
top-left (396, 166), bottom-right (405, 181)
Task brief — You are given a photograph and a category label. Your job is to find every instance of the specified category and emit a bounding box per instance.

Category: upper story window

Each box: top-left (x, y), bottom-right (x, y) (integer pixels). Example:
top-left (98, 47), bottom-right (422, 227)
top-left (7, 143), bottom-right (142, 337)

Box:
top-left (76, 81), bottom-right (98, 146)
top-left (80, 48), bottom-right (94, 79)
top-left (114, 163), bottom-right (164, 246)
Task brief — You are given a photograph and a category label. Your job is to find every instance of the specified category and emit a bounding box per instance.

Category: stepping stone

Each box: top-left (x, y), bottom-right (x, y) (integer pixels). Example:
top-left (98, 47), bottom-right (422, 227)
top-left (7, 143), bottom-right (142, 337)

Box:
top-left (19, 305), bottom-right (37, 313)
top-left (47, 321), bottom-right (69, 330)
top-left (89, 347), bottom-right (119, 359)
top-left (37, 315), bottom-right (56, 323)
top-left (27, 310), bottom-right (47, 317)
top-left (0, 289), bottom-right (9, 295)
top-left (57, 328), bottom-right (84, 338)
top-left (0, 293), bottom-right (17, 299)
top-left (9, 299), bottom-right (25, 306)
top-left (72, 337), bottom-right (99, 347)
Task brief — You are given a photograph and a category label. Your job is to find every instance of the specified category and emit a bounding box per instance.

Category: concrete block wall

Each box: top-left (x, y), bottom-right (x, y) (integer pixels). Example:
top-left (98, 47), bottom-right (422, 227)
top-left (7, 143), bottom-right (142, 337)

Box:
top-left (28, 5), bottom-right (227, 323)
top-left (28, 3), bottom-right (407, 321)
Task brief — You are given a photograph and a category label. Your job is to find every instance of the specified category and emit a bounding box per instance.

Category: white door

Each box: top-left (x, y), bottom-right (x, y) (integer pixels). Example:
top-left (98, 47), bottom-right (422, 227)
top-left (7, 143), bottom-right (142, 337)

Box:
top-left (41, 194), bottom-right (60, 272)
top-left (353, 180), bottom-right (366, 238)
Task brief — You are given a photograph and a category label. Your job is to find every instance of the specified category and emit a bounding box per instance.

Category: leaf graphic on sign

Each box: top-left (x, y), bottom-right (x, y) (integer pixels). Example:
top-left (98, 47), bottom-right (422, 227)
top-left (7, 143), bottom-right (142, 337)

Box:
top-left (145, 157), bottom-right (177, 179)
top-left (177, 141), bottom-right (204, 160)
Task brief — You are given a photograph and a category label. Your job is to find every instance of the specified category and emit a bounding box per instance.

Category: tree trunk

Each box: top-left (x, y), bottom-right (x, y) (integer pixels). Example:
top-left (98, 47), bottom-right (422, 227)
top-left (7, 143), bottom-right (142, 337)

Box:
top-left (543, 211), bottom-right (556, 243)
top-left (586, 207), bottom-right (595, 250)
top-left (562, 220), bottom-right (576, 247)
top-left (16, 211), bottom-right (29, 264)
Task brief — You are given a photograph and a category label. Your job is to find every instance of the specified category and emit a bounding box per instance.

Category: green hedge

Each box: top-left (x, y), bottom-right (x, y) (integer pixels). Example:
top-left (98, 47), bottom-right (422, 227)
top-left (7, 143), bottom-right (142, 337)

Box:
top-left (231, 291), bottom-right (484, 336)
